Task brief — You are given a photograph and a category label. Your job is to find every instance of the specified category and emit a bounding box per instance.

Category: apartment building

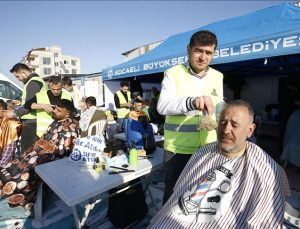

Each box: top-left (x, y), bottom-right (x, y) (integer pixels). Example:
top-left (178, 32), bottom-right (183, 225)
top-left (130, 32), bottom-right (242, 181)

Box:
top-left (23, 46), bottom-right (80, 78)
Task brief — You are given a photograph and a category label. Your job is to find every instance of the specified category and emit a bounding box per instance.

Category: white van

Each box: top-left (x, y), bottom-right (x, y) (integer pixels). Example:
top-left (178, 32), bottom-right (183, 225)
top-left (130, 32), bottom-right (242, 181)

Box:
top-left (0, 73), bottom-right (23, 102)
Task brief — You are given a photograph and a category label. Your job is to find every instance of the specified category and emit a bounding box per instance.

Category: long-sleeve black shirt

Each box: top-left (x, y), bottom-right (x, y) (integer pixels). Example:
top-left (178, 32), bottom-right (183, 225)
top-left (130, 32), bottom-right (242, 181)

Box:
top-left (14, 73), bottom-right (44, 118)
top-left (114, 90), bottom-right (129, 108)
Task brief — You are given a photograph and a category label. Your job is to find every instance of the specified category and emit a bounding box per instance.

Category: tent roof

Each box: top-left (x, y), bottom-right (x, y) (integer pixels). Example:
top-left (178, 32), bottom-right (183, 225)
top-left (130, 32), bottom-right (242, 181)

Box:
top-left (102, 2), bottom-right (300, 81)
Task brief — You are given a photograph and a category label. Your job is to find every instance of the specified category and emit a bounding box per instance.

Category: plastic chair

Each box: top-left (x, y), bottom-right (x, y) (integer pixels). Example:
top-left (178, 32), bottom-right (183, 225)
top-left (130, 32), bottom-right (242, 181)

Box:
top-left (88, 120), bottom-right (107, 136)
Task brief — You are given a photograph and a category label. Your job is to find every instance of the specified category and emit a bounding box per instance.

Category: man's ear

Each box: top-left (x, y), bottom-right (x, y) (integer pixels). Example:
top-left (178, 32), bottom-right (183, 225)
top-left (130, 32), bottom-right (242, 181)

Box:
top-left (247, 123), bottom-right (256, 138)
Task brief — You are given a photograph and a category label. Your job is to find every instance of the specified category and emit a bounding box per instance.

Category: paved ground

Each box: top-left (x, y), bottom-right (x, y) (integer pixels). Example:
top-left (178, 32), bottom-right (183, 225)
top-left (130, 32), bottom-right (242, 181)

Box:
top-left (0, 170), bottom-right (165, 229)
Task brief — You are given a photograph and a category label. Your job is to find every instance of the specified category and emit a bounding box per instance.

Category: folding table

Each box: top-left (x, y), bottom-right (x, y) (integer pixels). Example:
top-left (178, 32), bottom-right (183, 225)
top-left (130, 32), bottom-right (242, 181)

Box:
top-left (35, 147), bottom-right (164, 229)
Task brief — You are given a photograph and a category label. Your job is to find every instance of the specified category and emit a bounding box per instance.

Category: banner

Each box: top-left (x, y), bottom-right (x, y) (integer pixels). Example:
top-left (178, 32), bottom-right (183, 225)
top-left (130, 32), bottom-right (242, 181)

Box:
top-left (69, 135), bottom-right (106, 165)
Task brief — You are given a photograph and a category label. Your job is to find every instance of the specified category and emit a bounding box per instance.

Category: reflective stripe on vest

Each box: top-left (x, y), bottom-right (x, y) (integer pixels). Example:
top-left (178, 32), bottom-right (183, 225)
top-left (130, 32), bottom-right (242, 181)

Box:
top-left (164, 123), bottom-right (199, 132)
top-left (21, 76), bottom-right (47, 120)
top-left (36, 91), bottom-right (72, 137)
top-left (116, 90), bottom-right (131, 119)
top-left (164, 64), bottom-right (222, 154)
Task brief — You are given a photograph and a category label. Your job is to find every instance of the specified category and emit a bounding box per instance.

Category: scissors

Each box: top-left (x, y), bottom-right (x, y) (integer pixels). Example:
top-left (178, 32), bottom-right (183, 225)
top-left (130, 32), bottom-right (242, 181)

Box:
top-left (209, 180), bottom-right (231, 194)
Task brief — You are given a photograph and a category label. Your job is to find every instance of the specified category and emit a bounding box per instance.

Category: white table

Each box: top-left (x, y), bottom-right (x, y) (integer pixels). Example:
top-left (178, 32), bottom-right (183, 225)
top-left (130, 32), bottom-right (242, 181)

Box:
top-left (114, 132), bottom-right (164, 142)
top-left (35, 147), bottom-right (164, 229)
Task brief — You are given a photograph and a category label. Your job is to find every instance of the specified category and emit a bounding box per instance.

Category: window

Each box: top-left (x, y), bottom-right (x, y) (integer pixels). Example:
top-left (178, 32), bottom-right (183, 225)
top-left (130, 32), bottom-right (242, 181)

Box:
top-left (44, 67), bottom-right (52, 75)
top-left (54, 53), bottom-right (58, 57)
top-left (43, 57), bottom-right (51, 65)
top-left (64, 60), bottom-right (68, 65)
top-left (0, 80), bottom-right (22, 100)
top-left (55, 62), bottom-right (58, 67)
top-left (72, 69), bottom-right (77, 74)
top-left (64, 69), bottom-right (69, 73)
top-left (0, 84), bottom-right (5, 98)
top-left (71, 60), bottom-right (76, 66)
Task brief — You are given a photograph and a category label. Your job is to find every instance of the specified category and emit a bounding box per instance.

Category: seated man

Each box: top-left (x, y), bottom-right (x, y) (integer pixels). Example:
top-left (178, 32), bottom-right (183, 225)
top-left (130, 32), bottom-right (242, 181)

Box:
top-left (0, 100), bottom-right (22, 166)
top-left (0, 99), bottom-right (81, 212)
top-left (79, 96), bottom-right (106, 137)
top-left (150, 100), bottom-right (290, 228)
top-left (124, 99), bottom-right (156, 154)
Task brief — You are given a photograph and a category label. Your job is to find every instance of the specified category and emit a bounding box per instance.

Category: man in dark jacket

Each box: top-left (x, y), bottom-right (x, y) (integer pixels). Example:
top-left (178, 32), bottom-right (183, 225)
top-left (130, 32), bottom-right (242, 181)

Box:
top-left (4, 63), bottom-right (47, 153)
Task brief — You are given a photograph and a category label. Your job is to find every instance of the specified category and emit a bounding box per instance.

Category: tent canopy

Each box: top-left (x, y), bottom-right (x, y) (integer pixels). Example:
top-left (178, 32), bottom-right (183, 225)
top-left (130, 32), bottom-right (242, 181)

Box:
top-left (102, 2), bottom-right (300, 81)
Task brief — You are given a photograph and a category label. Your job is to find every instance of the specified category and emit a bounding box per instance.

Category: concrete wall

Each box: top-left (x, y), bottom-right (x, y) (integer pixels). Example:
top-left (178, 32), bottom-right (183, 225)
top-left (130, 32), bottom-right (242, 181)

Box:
top-left (224, 75), bottom-right (280, 114)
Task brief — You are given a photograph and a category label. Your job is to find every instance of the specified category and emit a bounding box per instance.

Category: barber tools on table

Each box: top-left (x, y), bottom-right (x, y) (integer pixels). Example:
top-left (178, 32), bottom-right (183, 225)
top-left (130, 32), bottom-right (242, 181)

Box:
top-left (109, 166), bottom-right (135, 175)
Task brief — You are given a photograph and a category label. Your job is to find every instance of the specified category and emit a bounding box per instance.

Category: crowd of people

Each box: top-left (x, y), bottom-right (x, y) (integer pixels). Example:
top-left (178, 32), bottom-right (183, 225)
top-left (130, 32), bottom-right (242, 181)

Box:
top-left (0, 29), bottom-right (298, 227)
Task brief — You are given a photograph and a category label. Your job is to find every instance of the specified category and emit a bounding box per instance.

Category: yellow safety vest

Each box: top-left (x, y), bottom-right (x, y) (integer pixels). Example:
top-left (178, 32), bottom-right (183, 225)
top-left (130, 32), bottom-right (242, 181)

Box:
top-left (116, 90), bottom-right (131, 118)
top-left (21, 76), bottom-right (47, 120)
top-left (164, 64), bottom-right (223, 154)
top-left (36, 90), bottom-right (72, 137)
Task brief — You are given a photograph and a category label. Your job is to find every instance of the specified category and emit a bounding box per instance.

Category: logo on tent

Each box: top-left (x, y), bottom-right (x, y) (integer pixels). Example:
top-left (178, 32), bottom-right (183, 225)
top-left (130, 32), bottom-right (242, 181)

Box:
top-left (108, 68), bottom-right (113, 79)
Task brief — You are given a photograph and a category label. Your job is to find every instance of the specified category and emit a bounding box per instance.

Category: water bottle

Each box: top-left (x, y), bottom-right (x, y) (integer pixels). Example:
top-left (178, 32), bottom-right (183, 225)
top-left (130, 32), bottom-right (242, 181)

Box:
top-left (129, 143), bottom-right (138, 167)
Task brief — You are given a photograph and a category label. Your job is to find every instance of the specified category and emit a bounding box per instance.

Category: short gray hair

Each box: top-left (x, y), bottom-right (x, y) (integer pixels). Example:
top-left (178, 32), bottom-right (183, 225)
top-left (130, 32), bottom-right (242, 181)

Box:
top-left (222, 99), bottom-right (254, 123)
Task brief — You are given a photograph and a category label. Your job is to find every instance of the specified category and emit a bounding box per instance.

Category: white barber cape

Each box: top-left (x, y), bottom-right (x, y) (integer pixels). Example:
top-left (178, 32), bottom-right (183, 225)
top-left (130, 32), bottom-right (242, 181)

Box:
top-left (150, 141), bottom-right (290, 228)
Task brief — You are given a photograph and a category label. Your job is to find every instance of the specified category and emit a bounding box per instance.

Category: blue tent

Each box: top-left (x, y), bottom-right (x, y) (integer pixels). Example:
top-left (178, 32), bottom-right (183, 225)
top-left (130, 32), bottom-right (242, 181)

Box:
top-left (102, 2), bottom-right (300, 81)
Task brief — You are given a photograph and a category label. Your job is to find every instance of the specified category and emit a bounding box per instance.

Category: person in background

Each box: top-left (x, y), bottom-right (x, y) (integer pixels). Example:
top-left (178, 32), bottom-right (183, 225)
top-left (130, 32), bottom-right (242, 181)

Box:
top-left (4, 63), bottom-right (47, 153)
top-left (151, 87), bottom-right (160, 102)
top-left (62, 76), bottom-right (82, 110)
top-left (80, 96), bottom-right (106, 137)
top-left (128, 99), bottom-right (144, 115)
top-left (150, 100), bottom-right (290, 228)
top-left (24, 75), bottom-right (72, 138)
top-left (124, 99), bottom-right (155, 152)
top-left (0, 100), bottom-right (22, 166)
top-left (157, 30), bottom-right (224, 203)
top-left (148, 98), bottom-right (165, 127)
top-left (79, 96), bottom-right (87, 114)
top-left (278, 73), bottom-right (300, 152)
top-left (6, 100), bottom-right (16, 110)
top-left (130, 77), bottom-right (143, 100)
top-left (0, 99), bottom-right (81, 213)
top-left (114, 81), bottom-right (132, 128)
top-left (142, 99), bottom-right (150, 120)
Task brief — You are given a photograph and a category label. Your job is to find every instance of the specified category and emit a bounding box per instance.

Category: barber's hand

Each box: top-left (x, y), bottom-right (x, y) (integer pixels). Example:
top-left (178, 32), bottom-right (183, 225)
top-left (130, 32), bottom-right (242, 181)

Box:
top-left (42, 104), bottom-right (55, 113)
top-left (2, 110), bottom-right (15, 119)
top-left (127, 103), bottom-right (132, 108)
top-left (12, 100), bottom-right (21, 106)
top-left (193, 96), bottom-right (214, 116)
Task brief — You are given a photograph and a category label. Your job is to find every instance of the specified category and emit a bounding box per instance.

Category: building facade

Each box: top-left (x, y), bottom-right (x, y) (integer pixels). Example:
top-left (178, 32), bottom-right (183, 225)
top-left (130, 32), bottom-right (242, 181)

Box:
top-left (23, 46), bottom-right (80, 78)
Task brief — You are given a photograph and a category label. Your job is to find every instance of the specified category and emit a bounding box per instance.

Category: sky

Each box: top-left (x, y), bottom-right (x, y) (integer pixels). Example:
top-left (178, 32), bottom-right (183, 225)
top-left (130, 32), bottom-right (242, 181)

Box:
top-left (0, 0), bottom-right (284, 84)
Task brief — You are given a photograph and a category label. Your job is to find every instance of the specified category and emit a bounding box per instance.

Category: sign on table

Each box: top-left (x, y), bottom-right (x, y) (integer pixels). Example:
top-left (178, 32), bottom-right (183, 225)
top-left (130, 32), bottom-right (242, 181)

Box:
top-left (69, 135), bottom-right (106, 164)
